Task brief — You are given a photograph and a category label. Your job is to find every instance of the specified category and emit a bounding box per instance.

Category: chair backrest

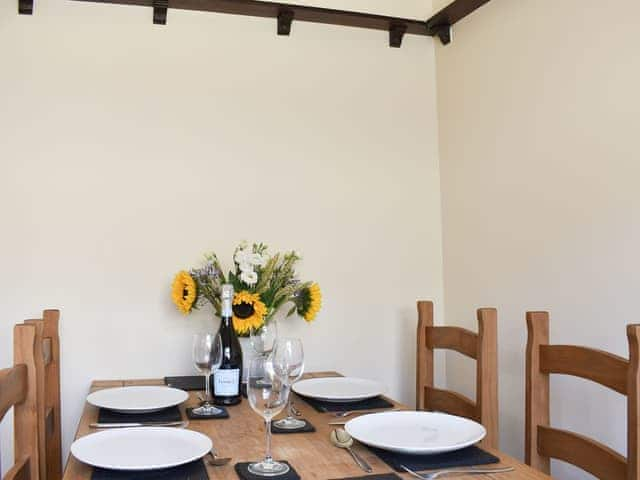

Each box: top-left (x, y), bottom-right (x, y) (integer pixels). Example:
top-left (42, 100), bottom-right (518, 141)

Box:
top-left (525, 311), bottom-right (640, 480)
top-left (0, 323), bottom-right (39, 480)
top-left (25, 310), bottom-right (62, 480)
top-left (416, 300), bottom-right (499, 448)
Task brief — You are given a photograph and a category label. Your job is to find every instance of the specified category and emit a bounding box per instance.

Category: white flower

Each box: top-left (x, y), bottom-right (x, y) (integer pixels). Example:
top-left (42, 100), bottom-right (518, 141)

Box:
top-left (250, 253), bottom-right (267, 267)
top-left (239, 262), bottom-right (254, 273)
top-left (240, 270), bottom-right (258, 285)
top-left (234, 249), bottom-right (250, 265)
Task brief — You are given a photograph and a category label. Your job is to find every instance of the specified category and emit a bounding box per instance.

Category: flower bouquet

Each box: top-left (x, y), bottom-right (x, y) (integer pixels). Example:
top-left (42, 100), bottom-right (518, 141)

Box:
top-left (171, 242), bottom-right (321, 336)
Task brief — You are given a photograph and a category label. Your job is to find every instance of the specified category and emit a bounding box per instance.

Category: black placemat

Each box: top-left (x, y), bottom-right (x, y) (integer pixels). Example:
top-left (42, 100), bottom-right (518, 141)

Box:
top-left (332, 475), bottom-right (402, 480)
top-left (92, 459), bottom-right (208, 479)
top-left (165, 376), bottom-right (205, 391)
top-left (272, 419), bottom-right (315, 434)
top-left (97, 406), bottom-right (182, 424)
top-left (234, 461), bottom-right (300, 480)
top-left (370, 445), bottom-right (499, 472)
top-left (298, 395), bottom-right (394, 413)
top-left (186, 406), bottom-right (229, 419)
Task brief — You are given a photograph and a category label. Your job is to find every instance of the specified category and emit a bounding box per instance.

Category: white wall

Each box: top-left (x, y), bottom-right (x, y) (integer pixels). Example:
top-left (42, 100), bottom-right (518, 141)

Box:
top-left (0, 0), bottom-right (443, 471)
top-left (436, 0), bottom-right (640, 478)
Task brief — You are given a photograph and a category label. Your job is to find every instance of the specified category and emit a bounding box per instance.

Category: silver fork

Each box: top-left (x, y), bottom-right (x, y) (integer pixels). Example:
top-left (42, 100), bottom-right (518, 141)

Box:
top-left (401, 465), bottom-right (514, 480)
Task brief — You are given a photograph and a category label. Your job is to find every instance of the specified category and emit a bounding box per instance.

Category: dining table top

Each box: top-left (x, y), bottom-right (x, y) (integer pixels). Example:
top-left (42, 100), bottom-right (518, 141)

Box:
top-left (63, 371), bottom-right (551, 480)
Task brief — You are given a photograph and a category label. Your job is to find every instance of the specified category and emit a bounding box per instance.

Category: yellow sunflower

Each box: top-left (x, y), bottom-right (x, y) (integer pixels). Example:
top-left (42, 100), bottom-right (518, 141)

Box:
top-left (232, 291), bottom-right (267, 335)
top-left (298, 283), bottom-right (322, 322)
top-left (171, 270), bottom-right (197, 315)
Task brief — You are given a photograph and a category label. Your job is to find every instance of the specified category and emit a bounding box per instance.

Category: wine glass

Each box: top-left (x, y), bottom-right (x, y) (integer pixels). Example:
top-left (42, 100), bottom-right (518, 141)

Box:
top-left (192, 333), bottom-right (223, 416)
top-left (247, 355), bottom-right (290, 476)
top-left (250, 320), bottom-right (278, 356)
top-left (272, 338), bottom-right (305, 430)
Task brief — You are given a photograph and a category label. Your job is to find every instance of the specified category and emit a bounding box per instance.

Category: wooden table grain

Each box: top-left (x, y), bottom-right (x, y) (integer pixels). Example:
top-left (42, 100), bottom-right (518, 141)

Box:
top-left (63, 372), bottom-right (550, 480)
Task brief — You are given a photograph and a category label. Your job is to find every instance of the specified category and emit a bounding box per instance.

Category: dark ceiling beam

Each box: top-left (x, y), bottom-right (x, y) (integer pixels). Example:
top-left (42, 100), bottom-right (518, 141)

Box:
top-left (73, 0), bottom-right (429, 45)
top-left (70, 0), bottom-right (493, 47)
top-left (19, 0), bottom-right (34, 14)
top-left (426, 0), bottom-right (492, 45)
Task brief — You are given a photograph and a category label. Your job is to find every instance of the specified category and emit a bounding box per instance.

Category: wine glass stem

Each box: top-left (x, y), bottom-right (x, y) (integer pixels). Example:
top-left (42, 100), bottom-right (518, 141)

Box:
top-left (204, 372), bottom-right (211, 404)
top-left (286, 395), bottom-right (294, 419)
top-left (265, 419), bottom-right (273, 463)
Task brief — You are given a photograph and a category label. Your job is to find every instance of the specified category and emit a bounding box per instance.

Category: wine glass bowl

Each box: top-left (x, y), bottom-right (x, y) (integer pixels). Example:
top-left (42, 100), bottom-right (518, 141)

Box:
top-left (250, 320), bottom-right (278, 356)
top-left (272, 338), bottom-right (305, 430)
top-left (192, 333), bottom-right (223, 416)
top-left (247, 355), bottom-right (291, 476)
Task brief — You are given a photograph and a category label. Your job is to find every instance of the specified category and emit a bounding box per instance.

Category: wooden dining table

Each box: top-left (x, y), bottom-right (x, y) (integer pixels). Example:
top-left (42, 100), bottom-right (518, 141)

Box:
top-left (63, 372), bottom-right (551, 480)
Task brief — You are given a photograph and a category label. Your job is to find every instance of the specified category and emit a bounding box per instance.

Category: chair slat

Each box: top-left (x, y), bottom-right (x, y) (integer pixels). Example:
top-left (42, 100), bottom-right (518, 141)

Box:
top-left (3, 456), bottom-right (32, 480)
top-left (0, 365), bottom-right (28, 421)
top-left (424, 386), bottom-right (477, 421)
top-left (537, 426), bottom-right (626, 480)
top-left (540, 344), bottom-right (628, 395)
top-left (427, 326), bottom-right (479, 359)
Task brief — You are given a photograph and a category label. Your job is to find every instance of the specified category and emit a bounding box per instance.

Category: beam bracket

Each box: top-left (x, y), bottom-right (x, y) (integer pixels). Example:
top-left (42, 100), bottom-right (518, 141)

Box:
top-left (427, 23), bottom-right (452, 45)
top-left (277, 9), bottom-right (294, 36)
top-left (19, 0), bottom-right (33, 15)
top-left (389, 23), bottom-right (407, 48)
top-left (153, 0), bottom-right (168, 25)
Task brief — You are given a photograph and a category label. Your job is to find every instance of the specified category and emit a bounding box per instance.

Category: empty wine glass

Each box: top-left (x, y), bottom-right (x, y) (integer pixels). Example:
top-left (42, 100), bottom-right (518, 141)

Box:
top-left (250, 320), bottom-right (278, 356)
top-left (247, 355), bottom-right (290, 476)
top-left (272, 338), bottom-right (305, 430)
top-left (192, 333), bottom-right (223, 416)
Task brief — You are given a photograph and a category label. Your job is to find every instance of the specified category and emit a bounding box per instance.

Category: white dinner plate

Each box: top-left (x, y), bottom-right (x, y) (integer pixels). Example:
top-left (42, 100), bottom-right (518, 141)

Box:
top-left (292, 377), bottom-right (385, 403)
top-left (71, 427), bottom-right (212, 470)
top-left (345, 411), bottom-right (486, 454)
top-left (86, 386), bottom-right (188, 414)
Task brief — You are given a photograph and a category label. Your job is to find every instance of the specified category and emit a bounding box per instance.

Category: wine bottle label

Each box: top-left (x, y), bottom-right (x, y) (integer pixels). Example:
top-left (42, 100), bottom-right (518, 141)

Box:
top-left (214, 369), bottom-right (240, 396)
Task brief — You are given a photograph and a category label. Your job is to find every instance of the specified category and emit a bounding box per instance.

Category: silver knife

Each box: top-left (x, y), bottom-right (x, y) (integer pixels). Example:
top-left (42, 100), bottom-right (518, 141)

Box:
top-left (90, 420), bottom-right (188, 428)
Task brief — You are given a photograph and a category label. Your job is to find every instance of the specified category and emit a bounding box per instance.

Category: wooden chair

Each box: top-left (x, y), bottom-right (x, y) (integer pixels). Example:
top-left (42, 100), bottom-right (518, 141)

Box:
top-left (0, 323), bottom-right (39, 480)
top-left (526, 311), bottom-right (640, 480)
top-left (416, 300), bottom-right (499, 448)
top-left (25, 310), bottom-right (62, 480)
